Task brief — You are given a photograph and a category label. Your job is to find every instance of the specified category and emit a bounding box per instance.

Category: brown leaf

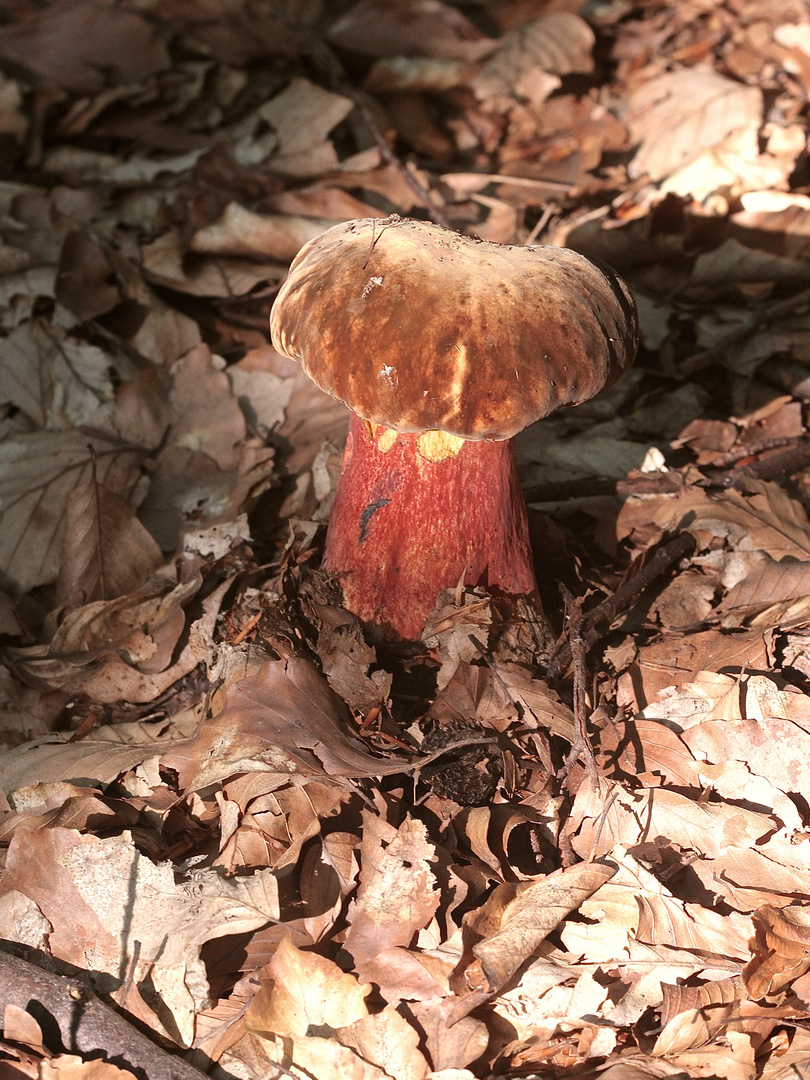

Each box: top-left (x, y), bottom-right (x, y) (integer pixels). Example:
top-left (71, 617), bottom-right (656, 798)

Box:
top-left (135, 344), bottom-right (275, 551)
top-left (55, 231), bottom-right (121, 321)
top-left (345, 814), bottom-right (441, 977)
top-left (626, 68), bottom-right (762, 182)
top-left (745, 903), bottom-right (810, 998)
top-left (491, 662), bottom-right (576, 742)
top-left (616, 628), bottom-right (770, 713)
top-left (422, 588), bottom-right (493, 691)
top-left (246, 936), bottom-right (370, 1039)
top-left (473, 13), bottom-right (594, 104)
top-left (0, 827), bottom-right (281, 1042)
top-left (327, 0), bottom-right (495, 61)
top-left (0, 0), bottom-right (170, 94)
top-left (473, 860), bottom-right (617, 990)
top-left (0, 431), bottom-right (146, 593)
top-left (8, 572), bottom-right (230, 704)
top-left (683, 710), bottom-right (810, 799)
top-left (0, 321), bottom-right (113, 431)
top-left (598, 717), bottom-right (699, 787)
top-left (311, 605), bottom-right (392, 712)
top-left (165, 657), bottom-right (413, 790)
top-left (719, 556), bottom-right (810, 622)
top-left (336, 1006), bottom-right (429, 1080)
top-left (569, 782), bottom-right (777, 864)
top-left (41, 1054), bottom-right (141, 1079)
top-left (189, 204), bottom-right (332, 262)
top-left (408, 998), bottom-right (489, 1072)
top-left (653, 978), bottom-right (746, 1055)
top-left (0, 709), bottom-right (198, 795)
top-left (56, 477), bottom-right (163, 609)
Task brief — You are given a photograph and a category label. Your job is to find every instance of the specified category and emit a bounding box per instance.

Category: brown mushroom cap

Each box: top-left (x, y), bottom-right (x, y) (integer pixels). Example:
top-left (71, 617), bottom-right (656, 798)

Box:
top-left (270, 216), bottom-right (638, 441)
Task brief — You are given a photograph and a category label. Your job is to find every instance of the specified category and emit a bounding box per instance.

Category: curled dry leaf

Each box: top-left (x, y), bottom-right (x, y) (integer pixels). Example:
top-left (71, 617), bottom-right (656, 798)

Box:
top-left (653, 978), bottom-right (746, 1056)
top-left (422, 587), bottom-right (493, 691)
top-left (8, 574), bottom-right (231, 705)
top-left (307, 604), bottom-right (392, 712)
top-left (55, 230), bottom-right (121, 321)
top-left (744, 903), bottom-right (810, 998)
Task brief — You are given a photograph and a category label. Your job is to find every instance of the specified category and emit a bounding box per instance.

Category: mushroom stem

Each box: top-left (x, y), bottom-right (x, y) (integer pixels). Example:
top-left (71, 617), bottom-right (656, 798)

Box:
top-left (323, 413), bottom-right (538, 640)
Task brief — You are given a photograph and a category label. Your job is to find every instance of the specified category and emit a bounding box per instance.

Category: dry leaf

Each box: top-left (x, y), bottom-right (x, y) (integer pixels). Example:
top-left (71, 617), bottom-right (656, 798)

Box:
top-left (744, 903), bottom-right (810, 998)
top-left (246, 936), bottom-right (371, 1038)
top-left (0, 431), bottom-right (145, 593)
top-left (473, 13), bottom-right (595, 104)
top-left (345, 815), bottom-right (441, 982)
top-left (0, 0), bottom-right (170, 93)
top-left (0, 827), bottom-right (281, 1043)
top-left (473, 860), bottom-right (617, 990)
top-left (55, 477), bottom-right (163, 609)
top-left (163, 657), bottom-right (414, 790)
top-left (190, 204), bottom-right (332, 261)
top-left (327, 0), bottom-right (495, 62)
top-left (626, 67), bottom-right (762, 182)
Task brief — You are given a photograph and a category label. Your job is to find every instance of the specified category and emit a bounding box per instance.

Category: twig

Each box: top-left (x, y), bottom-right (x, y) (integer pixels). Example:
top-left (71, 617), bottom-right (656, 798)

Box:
top-left (703, 435), bottom-right (802, 469)
top-left (526, 436), bottom-right (810, 504)
top-left (524, 472), bottom-right (682, 503)
top-left (699, 436), bottom-right (810, 490)
top-left (558, 587), bottom-right (599, 790)
top-left (677, 284), bottom-right (810, 378)
top-left (546, 531), bottom-right (696, 680)
top-left (0, 947), bottom-right (208, 1080)
top-left (356, 102), bottom-right (452, 229)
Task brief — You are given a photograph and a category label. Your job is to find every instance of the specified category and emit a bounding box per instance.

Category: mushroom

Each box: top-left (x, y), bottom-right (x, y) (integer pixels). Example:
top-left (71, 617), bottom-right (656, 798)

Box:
top-left (270, 216), bottom-right (638, 641)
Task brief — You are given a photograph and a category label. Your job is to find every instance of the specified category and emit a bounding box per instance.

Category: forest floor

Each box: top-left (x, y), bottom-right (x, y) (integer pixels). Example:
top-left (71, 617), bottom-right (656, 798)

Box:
top-left (2, 1), bottom-right (810, 1078)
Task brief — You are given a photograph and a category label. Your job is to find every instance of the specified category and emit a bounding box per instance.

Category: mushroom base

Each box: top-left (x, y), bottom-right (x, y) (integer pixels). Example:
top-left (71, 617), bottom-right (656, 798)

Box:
top-left (323, 413), bottom-right (539, 641)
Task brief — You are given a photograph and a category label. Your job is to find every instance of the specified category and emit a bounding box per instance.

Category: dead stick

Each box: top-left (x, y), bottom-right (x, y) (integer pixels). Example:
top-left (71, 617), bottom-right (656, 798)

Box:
top-left (0, 948), bottom-right (208, 1080)
top-left (700, 437), bottom-right (810, 490)
top-left (356, 102), bottom-right (453, 230)
top-left (678, 284), bottom-right (810, 378)
top-left (525, 473), bottom-right (682, 503)
top-left (558, 587), bottom-right (599, 789)
top-left (546, 531), bottom-right (696, 680)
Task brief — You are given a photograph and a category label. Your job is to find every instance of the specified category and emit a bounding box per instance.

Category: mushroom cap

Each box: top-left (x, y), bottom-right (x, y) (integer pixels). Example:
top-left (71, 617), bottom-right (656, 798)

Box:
top-left (270, 216), bottom-right (638, 441)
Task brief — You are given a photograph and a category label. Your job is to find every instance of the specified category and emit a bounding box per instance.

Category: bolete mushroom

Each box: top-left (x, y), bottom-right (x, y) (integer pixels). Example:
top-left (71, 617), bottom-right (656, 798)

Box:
top-left (270, 216), bottom-right (638, 641)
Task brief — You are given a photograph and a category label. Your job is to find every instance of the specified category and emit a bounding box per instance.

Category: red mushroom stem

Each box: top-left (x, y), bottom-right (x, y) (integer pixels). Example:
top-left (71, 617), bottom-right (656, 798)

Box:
top-left (322, 412), bottom-right (538, 640)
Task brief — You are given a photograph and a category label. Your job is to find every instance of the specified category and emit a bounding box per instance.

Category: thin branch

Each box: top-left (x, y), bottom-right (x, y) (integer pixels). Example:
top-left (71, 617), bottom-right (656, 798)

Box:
top-left (0, 947), bottom-right (208, 1080)
top-left (678, 284), bottom-right (810, 378)
top-left (356, 102), bottom-right (453, 229)
top-left (699, 436), bottom-right (810, 490)
top-left (558, 586), bottom-right (599, 790)
top-left (546, 532), bottom-right (696, 681)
